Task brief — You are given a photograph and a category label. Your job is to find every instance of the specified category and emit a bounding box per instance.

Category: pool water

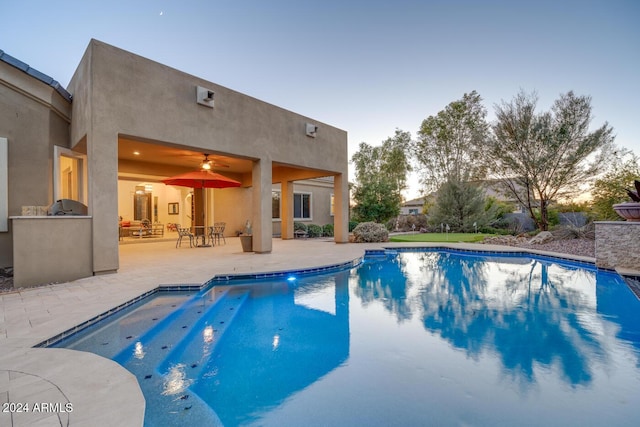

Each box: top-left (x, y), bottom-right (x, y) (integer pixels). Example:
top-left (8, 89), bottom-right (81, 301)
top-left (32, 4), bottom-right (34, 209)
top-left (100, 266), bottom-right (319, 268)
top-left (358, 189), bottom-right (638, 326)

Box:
top-left (54, 251), bottom-right (640, 426)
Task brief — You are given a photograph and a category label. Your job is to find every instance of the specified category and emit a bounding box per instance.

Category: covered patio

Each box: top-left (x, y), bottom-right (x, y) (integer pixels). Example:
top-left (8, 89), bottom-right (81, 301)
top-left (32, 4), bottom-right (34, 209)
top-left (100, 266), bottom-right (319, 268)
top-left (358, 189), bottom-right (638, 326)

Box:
top-left (3, 39), bottom-right (350, 289)
top-left (116, 136), bottom-right (342, 249)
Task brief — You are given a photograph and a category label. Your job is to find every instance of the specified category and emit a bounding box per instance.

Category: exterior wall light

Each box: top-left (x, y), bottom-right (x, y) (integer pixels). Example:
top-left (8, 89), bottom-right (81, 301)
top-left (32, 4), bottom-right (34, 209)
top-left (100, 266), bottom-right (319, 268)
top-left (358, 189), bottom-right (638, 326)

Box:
top-left (305, 123), bottom-right (318, 138)
top-left (196, 86), bottom-right (215, 108)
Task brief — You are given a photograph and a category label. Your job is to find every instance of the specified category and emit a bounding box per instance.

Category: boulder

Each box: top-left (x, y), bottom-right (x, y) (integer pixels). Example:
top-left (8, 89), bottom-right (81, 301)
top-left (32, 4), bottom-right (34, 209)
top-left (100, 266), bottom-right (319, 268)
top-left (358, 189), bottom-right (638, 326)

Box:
top-left (528, 231), bottom-right (554, 244)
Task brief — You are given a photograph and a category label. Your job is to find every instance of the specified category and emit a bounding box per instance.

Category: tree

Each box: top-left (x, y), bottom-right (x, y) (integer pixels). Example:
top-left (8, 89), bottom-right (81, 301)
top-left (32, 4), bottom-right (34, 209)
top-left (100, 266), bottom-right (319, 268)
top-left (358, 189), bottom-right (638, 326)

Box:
top-left (591, 151), bottom-right (640, 220)
top-left (416, 91), bottom-right (489, 193)
top-left (351, 129), bottom-right (413, 223)
top-left (429, 179), bottom-right (487, 232)
top-left (487, 90), bottom-right (614, 231)
top-left (380, 129), bottom-right (413, 195)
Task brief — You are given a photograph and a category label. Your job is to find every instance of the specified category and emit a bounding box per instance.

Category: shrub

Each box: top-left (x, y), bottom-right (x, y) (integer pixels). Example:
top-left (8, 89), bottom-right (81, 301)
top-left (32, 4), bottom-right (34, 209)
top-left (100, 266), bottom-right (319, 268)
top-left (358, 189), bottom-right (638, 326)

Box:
top-left (553, 223), bottom-right (595, 240)
top-left (352, 222), bottom-right (389, 243)
top-left (348, 220), bottom-right (359, 232)
top-left (392, 214), bottom-right (428, 232)
top-left (322, 224), bottom-right (334, 237)
top-left (307, 224), bottom-right (323, 238)
top-left (294, 222), bottom-right (308, 232)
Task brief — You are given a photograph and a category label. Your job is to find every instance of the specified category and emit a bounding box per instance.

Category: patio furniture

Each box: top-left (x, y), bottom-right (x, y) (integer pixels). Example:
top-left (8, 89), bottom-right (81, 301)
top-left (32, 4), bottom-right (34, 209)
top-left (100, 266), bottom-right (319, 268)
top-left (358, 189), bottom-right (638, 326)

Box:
top-left (150, 223), bottom-right (164, 237)
top-left (192, 226), bottom-right (210, 247)
top-left (176, 226), bottom-right (195, 248)
top-left (208, 222), bottom-right (226, 246)
top-left (131, 219), bottom-right (152, 237)
top-left (294, 223), bottom-right (308, 239)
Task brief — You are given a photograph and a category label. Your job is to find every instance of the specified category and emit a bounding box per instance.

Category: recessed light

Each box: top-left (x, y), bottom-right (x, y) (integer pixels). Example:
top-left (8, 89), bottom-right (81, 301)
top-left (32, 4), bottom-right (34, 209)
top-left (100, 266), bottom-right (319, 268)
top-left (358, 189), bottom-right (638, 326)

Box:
top-left (133, 151), bottom-right (140, 156)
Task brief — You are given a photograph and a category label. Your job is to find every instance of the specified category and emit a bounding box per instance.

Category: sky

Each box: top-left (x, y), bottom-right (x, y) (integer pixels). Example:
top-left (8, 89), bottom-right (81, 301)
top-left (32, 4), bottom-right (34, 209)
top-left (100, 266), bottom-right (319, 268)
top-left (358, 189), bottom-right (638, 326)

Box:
top-left (1, 0), bottom-right (639, 200)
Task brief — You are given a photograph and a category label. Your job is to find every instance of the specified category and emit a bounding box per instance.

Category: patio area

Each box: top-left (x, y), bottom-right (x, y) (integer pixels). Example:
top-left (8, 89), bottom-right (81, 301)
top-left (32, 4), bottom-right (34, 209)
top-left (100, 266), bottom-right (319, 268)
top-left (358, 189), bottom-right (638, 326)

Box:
top-left (0, 238), bottom-right (596, 426)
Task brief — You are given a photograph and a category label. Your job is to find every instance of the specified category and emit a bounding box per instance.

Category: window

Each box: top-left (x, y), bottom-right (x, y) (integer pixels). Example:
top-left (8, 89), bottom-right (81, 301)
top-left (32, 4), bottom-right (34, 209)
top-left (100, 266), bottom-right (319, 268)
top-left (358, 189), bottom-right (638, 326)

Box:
top-left (134, 185), bottom-right (152, 221)
top-left (409, 208), bottom-right (419, 215)
top-left (271, 191), bottom-right (312, 220)
top-left (272, 191), bottom-right (280, 220)
top-left (54, 146), bottom-right (87, 205)
top-left (294, 192), bottom-right (311, 220)
top-left (330, 193), bottom-right (335, 216)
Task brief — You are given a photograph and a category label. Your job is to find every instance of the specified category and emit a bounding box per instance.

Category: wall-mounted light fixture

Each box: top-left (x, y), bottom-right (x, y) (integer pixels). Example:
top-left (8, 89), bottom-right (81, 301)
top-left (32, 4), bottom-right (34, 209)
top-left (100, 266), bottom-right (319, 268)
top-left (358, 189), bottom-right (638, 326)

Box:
top-left (305, 123), bottom-right (318, 138)
top-left (196, 86), bottom-right (215, 108)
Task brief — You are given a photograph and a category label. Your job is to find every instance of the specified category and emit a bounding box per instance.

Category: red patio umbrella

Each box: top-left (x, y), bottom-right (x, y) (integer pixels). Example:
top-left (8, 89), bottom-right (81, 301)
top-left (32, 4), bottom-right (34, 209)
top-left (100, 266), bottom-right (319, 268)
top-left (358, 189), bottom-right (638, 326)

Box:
top-left (162, 170), bottom-right (241, 246)
top-left (161, 170), bottom-right (241, 189)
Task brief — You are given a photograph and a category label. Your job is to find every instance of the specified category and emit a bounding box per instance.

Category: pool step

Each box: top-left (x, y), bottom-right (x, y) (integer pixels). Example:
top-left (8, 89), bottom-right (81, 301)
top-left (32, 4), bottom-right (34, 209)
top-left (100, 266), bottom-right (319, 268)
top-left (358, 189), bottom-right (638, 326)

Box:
top-left (113, 287), bottom-right (232, 367)
top-left (111, 287), bottom-right (248, 426)
top-left (157, 288), bottom-right (250, 375)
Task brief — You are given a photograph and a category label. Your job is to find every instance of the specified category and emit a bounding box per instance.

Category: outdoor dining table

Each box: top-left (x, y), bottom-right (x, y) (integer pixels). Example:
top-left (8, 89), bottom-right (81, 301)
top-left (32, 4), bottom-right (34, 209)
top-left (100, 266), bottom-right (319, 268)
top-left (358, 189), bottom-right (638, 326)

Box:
top-left (191, 226), bottom-right (210, 247)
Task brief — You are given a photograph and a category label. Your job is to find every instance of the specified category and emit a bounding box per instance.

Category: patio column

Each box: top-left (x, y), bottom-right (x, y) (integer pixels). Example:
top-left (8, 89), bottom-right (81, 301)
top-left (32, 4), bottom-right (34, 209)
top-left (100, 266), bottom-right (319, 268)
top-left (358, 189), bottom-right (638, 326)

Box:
top-left (333, 172), bottom-right (349, 243)
top-left (252, 157), bottom-right (273, 253)
top-left (281, 180), bottom-right (294, 239)
top-left (88, 129), bottom-right (119, 273)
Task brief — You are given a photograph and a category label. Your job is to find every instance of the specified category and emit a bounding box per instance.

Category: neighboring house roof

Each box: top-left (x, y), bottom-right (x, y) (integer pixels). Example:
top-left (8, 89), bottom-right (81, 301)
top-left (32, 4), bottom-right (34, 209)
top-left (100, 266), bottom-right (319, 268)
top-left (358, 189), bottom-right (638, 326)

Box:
top-left (402, 197), bottom-right (426, 207)
top-left (0, 49), bottom-right (72, 101)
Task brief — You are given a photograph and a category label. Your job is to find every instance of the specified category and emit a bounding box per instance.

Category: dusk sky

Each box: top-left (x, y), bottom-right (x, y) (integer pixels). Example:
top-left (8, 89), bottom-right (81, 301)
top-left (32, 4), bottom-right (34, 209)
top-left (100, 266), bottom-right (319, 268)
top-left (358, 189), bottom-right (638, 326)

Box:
top-left (2, 0), bottom-right (638, 199)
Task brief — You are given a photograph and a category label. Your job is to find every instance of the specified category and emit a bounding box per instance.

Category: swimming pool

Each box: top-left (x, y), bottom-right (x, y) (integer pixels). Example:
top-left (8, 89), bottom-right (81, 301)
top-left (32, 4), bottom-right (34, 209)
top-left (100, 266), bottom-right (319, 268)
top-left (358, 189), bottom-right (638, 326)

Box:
top-left (53, 250), bottom-right (640, 426)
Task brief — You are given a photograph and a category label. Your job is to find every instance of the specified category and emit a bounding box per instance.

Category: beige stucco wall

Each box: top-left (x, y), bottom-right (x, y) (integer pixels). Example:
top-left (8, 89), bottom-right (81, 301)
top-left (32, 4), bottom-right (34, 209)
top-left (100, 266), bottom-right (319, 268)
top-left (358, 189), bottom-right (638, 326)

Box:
top-left (11, 217), bottom-right (92, 287)
top-left (595, 221), bottom-right (640, 270)
top-left (67, 39), bottom-right (349, 274)
top-left (271, 179), bottom-right (336, 236)
top-left (0, 61), bottom-right (71, 268)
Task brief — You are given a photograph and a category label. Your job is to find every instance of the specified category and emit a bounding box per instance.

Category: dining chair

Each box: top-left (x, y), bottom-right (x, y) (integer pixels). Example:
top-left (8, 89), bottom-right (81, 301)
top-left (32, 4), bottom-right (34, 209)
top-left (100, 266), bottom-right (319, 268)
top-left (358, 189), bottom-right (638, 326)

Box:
top-left (213, 222), bottom-right (226, 245)
top-left (176, 225), bottom-right (195, 248)
top-left (206, 226), bottom-right (216, 247)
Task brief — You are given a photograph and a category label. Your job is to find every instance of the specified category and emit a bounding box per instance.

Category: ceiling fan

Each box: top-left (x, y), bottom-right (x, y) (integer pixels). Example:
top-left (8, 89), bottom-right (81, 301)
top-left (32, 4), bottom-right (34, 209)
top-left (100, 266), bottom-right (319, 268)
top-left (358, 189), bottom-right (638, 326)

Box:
top-left (200, 153), bottom-right (230, 169)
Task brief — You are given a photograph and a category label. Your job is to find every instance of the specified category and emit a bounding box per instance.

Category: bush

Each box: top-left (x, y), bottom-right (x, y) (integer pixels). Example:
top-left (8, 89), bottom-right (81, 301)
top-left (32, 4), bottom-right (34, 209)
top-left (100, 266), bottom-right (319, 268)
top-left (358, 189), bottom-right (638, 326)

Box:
top-left (322, 224), bottom-right (334, 237)
top-left (348, 221), bottom-right (359, 232)
top-left (307, 224), bottom-right (323, 238)
top-left (294, 222), bottom-right (308, 232)
top-left (391, 214), bottom-right (428, 232)
top-left (553, 223), bottom-right (595, 240)
top-left (352, 222), bottom-right (389, 243)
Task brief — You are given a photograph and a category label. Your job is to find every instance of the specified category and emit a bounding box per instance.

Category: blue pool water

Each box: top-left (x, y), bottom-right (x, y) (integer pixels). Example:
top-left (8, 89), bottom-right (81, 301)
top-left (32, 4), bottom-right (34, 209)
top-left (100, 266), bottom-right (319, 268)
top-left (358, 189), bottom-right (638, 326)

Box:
top-left (54, 250), bottom-right (640, 426)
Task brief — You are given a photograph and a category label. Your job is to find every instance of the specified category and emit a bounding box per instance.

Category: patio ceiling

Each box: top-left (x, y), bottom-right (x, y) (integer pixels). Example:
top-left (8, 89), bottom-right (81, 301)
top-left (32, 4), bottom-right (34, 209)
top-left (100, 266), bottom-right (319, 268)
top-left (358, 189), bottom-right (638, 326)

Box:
top-left (118, 137), bottom-right (252, 174)
top-left (117, 136), bottom-right (337, 183)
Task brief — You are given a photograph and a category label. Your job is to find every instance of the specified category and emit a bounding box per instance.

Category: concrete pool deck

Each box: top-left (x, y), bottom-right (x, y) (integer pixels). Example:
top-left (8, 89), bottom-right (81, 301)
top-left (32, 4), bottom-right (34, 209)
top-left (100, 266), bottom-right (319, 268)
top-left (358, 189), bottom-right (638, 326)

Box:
top-left (0, 238), bottom-right (597, 426)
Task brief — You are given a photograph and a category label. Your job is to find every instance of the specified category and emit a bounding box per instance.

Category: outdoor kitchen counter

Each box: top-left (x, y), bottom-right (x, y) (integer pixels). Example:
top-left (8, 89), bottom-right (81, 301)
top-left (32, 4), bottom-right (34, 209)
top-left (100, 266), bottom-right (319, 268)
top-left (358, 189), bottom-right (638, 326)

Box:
top-left (9, 216), bottom-right (93, 288)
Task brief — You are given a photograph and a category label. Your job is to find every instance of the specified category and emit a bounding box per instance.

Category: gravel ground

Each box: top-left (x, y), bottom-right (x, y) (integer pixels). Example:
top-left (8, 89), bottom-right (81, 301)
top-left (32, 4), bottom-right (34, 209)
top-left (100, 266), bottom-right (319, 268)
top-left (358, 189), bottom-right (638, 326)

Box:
top-left (0, 274), bottom-right (14, 293)
top-left (0, 238), bottom-right (596, 294)
top-left (486, 237), bottom-right (595, 258)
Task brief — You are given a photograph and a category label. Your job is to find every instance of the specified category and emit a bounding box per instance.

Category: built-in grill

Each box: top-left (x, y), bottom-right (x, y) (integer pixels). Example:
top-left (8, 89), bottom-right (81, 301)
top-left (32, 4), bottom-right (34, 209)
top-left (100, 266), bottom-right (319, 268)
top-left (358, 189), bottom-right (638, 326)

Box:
top-left (48, 199), bottom-right (88, 216)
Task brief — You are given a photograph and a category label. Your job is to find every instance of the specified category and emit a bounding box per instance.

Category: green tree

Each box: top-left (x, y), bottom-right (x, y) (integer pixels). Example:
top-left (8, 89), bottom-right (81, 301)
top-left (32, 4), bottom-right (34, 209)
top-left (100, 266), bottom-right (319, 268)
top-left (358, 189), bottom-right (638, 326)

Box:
top-left (488, 90), bottom-right (614, 231)
top-left (351, 129), bottom-right (413, 223)
top-left (380, 129), bottom-right (413, 194)
top-left (416, 90), bottom-right (489, 193)
top-left (591, 152), bottom-right (640, 220)
top-left (429, 179), bottom-right (487, 232)
top-left (351, 178), bottom-right (400, 223)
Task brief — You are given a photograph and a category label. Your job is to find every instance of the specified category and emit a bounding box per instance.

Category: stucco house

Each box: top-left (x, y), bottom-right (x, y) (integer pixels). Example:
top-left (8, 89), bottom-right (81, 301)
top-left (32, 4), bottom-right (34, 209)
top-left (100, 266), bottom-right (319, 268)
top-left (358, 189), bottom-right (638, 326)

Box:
top-left (400, 197), bottom-right (426, 215)
top-left (0, 39), bottom-right (349, 288)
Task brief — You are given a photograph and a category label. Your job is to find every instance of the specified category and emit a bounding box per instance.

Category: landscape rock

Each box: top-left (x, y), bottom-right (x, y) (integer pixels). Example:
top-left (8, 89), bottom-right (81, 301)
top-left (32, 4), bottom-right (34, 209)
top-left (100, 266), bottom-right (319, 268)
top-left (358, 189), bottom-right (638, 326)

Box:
top-left (528, 231), bottom-right (554, 245)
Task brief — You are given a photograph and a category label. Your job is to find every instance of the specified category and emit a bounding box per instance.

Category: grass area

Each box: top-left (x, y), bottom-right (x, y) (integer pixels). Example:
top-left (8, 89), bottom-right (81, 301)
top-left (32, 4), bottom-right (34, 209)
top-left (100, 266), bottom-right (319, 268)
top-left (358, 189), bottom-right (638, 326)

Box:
top-left (389, 233), bottom-right (491, 243)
